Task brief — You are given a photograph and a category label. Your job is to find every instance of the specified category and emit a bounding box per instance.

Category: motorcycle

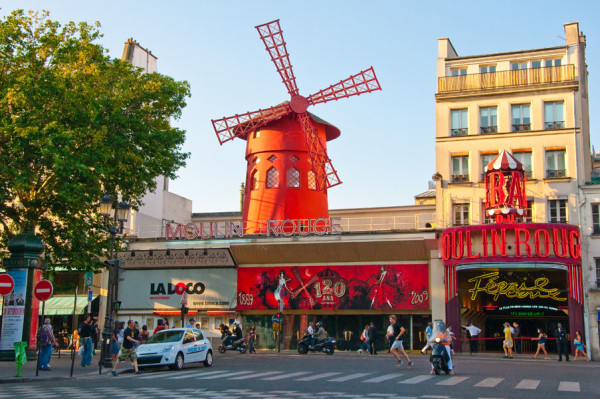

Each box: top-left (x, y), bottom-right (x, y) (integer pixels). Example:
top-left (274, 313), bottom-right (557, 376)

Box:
top-left (218, 336), bottom-right (248, 354)
top-left (297, 333), bottom-right (336, 355)
top-left (429, 337), bottom-right (450, 375)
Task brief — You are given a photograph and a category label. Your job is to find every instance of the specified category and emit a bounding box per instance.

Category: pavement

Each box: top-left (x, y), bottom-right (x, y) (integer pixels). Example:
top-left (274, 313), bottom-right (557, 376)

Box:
top-left (0, 349), bottom-right (595, 384)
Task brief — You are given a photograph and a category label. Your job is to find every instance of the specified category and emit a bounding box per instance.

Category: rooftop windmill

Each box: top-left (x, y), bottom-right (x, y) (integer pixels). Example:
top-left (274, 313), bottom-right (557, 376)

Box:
top-left (212, 20), bottom-right (381, 234)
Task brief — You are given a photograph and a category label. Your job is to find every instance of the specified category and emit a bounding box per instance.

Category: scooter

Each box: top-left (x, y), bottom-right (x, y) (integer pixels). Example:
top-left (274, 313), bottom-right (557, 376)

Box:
top-left (297, 333), bottom-right (336, 355)
top-left (429, 337), bottom-right (450, 375)
top-left (218, 336), bottom-right (248, 354)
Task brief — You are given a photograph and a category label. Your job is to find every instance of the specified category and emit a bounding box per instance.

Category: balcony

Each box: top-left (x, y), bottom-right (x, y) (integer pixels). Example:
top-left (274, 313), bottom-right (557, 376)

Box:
top-left (480, 126), bottom-right (497, 134)
top-left (438, 65), bottom-right (576, 93)
top-left (546, 169), bottom-right (566, 178)
top-left (512, 123), bottom-right (531, 132)
top-left (545, 121), bottom-right (565, 130)
top-left (451, 128), bottom-right (468, 136)
top-left (452, 174), bottom-right (470, 183)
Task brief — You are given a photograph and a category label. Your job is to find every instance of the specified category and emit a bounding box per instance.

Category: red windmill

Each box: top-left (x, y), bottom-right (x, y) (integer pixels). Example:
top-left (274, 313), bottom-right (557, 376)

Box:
top-left (212, 20), bottom-right (381, 234)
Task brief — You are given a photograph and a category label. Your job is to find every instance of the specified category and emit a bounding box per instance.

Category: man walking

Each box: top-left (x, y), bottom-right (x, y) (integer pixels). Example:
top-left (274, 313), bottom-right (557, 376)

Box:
top-left (512, 322), bottom-right (521, 354)
top-left (368, 322), bottom-right (377, 355)
top-left (389, 315), bottom-right (413, 369)
top-left (79, 314), bottom-right (94, 367)
top-left (555, 322), bottom-right (570, 362)
top-left (111, 320), bottom-right (144, 376)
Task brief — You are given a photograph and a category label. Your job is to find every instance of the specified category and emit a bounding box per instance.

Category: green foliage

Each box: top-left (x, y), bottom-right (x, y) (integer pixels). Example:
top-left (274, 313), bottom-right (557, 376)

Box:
top-left (0, 10), bottom-right (190, 271)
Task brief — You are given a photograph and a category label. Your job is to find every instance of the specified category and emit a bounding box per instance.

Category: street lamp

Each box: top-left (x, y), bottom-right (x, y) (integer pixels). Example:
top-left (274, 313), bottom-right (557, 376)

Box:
top-left (97, 193), bottom-right (130, 370)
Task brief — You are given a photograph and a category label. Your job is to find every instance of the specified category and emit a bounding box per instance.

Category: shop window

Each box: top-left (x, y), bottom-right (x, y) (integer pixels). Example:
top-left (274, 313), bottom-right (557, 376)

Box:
top-left (546, 149), bottom-right (566, 178)
top-left (592, 204), bottom-right (600, 234)
top-left (453, 203), bottom-right (470, 226)
top-left (308, 171), bottom-right (317, 190)
top-left (266, 167), bottom-right (279, 188)
top-left (287, 167), bottom-right (300, 188)
top-left (451, 109), bottom-right (468, 136)
top-left (549, 199), bottom-right (567, 223)
top-left (452, 155), bottom-right (469, 182)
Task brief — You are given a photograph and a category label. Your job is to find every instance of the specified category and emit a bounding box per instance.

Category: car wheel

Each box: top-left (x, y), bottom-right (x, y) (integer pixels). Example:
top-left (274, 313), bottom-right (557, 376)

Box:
top-left (173, 352), bottom-right (184, 370)
top-left (204, 350), bottom-right (213, 367)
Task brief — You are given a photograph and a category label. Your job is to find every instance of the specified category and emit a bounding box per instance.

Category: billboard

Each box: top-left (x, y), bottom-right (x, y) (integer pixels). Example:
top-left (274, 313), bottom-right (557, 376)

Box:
top-left (237, 264), bottom-right (429, 311)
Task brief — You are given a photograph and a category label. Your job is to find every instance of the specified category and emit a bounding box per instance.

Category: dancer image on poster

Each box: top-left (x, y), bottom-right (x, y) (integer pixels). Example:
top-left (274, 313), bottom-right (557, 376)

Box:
top-left (274, 270), bottom-right (291, 303)
top-left (370, 266), bottom-right (393, 309)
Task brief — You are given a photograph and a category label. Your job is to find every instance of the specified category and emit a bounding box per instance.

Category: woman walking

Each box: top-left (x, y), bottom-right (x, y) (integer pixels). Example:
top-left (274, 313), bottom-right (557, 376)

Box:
top-left (573, 331), bottom-right (590, 361)
top-left (358, 324), bottom-right (369, 354)
top-left (248, 325), bottom-right (257, 354)
top-left (531, 328), bottom-right (549, 359)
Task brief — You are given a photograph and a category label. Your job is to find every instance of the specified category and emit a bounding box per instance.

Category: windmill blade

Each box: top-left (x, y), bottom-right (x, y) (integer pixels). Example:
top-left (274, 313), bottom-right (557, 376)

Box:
top-left (297, 112), bottom-right (341, 190)
top-left (307, 67), bottom-right (381, 106)
top-left (255, 20), bottom-right (299, 96)
top-left (212, 103), bottom-right (291, 145)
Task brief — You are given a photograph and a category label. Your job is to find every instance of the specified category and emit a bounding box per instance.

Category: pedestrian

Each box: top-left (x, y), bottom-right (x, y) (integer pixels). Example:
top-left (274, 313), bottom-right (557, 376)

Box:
top-left (367, 322), bottom-right (377, 355)
top-left (388, 315), bottom-right (413, 369)
top-left (163, 318), bottom-right (170, 329)
top-left (37, 318), bottom-right (58, 370)
top-left (110, 322), bottom-right (122, 365)
top-left (502, 322), bottom-right (513, 358)
top-left (248, 325), bottom-right (256, 354)
top-left (512, 321), bottom-right (521, 354)
top-left (358, 324), bottom-right (369, 354)
top-left (555, 322), bottom-right (570, 362)
top-left (78, 314), bottom-right (94, 367)
top-left (195, 322), bottom-right (201, 329)
top-left (111, 319), bottom-right (143, 376)
top-left (186, 318), bottom-right (195, 328)
top-left (531, 328), bottom-right (549, 359)
top-left (421, 322), bottom-right (433, 354)
top-left (447, 325), bottom-right (456, 355)
top-left (139, 325), bottom-right (150, 344)
top-left (461, 321), bottom-right (481, 354)
top-left (153, 318), bottom-right (164, 335)
top-left (91, 317), bottom-right (99, 352)
top-left (573, 331), bottom-right (589, 361)
top-left (386, 322), bottom-right (394, 353)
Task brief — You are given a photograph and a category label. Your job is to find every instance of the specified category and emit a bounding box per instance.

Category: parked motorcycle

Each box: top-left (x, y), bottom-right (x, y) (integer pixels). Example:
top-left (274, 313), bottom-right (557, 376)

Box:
top-left (297, 333), bottom-right (336, 355)
top-left (430, 337), bottom-right (450, 375)
top-left (218, 337), bottom-right (248, 354)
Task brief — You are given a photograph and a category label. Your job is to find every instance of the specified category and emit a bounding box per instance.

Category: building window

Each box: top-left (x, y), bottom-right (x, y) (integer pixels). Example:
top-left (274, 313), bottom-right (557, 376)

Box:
top-left (512, 104), bottom-right (531, 132)
top-left (451, 67), bottom-right (467, 76)
top-left (480, 107), bottom-right (497, 134)
top-left (545, 58), bottom-right (562, 67)
top-left (307, 171), bottom-right (317, 190)
top-left (451, 109), bottom-right (468, 136)
top-left (452, 155), bottom-right (469, 183)
top-left (513, 151), bottom-right (533, 179)
top-left (481, 201), bottom-right (494, 224)
top-left (544, 101), bottom-right (564, 129)
top-left (250, 170), bottom-right (259, 190)
top-left (596, 259), bottom-right (600, 288)
top-left (287, 167), bottom-right (300, 188)
top-left (480, 152), bottom-right (498, 181)
top-left (517, 197), bottom-right (534, 223)
top-left (592, 204), bottom-right (600, 234)
top-left (268, 155), bottom-right (277, 163)
top-left (453, 203), bottom-right (470, 226)
top-left (253, 129), bottom-right (261, 139)
top-left (549, 199), bottom-right (567, 223)
top-left (511, 62), bottom-right (528, 70)
top-left (531, 60), bottom-right (542, 69)
top-left (546, 149), bottom-right (566, 178)
top-left (480, 65), bottom-right (496, 74)
top-left (266, 167), bottom-right (279, 188)
top-left (289, 155), bottom-right (299, 162)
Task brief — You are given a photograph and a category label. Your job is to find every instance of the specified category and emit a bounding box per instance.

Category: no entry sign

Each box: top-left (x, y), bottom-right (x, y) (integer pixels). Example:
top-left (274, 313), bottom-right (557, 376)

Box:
top-left (0, 274), bottom-right (14, 296)
top-left (34, 280), bottom-right (53, 302)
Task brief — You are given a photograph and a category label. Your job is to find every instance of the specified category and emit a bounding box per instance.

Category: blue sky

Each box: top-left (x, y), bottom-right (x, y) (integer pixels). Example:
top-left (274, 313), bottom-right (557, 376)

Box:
top-left (3, 1), bottom-right (600, 213)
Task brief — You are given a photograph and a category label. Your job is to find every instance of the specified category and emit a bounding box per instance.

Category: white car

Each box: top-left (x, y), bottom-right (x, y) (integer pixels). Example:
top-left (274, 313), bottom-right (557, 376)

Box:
top-left (136, 328), bottom-right (213, 370)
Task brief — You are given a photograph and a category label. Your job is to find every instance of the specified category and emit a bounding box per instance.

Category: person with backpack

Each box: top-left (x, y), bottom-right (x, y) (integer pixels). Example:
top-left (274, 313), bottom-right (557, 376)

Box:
top-left (37, 318), bottom-right (58, 370)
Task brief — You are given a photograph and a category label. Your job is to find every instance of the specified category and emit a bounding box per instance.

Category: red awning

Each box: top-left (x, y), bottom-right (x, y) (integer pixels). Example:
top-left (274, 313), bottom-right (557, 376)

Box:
top-left (206, 311), bottom-right (236, 316)
top-left (153, 311), bottom-right (195, 316)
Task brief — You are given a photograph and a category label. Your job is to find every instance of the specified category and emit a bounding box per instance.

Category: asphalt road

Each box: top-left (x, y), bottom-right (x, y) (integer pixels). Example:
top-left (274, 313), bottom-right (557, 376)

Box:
top-left (1, 351), bottom-right (598, 399)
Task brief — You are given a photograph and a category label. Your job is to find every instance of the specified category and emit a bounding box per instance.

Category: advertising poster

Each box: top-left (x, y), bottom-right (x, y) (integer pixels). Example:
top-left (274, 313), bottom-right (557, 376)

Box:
top-left (0, 269), bottom-right (28, 350)
top-left (237, 264), bottom-right (429, 311)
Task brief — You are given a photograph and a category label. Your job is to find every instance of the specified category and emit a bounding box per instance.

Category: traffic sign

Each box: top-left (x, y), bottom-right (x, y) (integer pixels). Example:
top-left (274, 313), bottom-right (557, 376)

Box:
top-left (85, 272), bottom-right (93, 286)
top-left (0, 274), bottom-right (15, 296)
top-left (180, 291), bottom-right (188, 305)
top-left (34, 280), bottom-right (53, 302)
top-left (88, 289), bottom-right (93, 301)
top-left (272, 314), bottom-right (282, 324)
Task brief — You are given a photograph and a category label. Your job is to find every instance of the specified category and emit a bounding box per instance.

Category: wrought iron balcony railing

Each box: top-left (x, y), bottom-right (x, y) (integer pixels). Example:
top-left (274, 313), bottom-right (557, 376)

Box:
top-left (438, 65), bottom-right (576, 93)
top-left (451, 128), bottom-right (468, 136)
top-left (452, 174), bottom-right (470, 183)
top-left (512, 123), bottom-right (531, 132)
top-left (546, 169), bottom-right (566, 178)
top-left (480, 126), bottom-right (497, 134)
top-left (545, 121), bottom-right (565, 130)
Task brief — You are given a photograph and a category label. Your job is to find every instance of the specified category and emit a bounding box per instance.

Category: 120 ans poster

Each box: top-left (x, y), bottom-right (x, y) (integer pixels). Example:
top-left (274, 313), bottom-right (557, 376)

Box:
top-left (237, 264), bottom-right (429, 310)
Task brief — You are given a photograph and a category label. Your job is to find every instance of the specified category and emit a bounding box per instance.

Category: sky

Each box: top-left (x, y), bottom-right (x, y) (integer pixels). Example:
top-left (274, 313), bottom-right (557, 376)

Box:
top-left (3, 1), bottom-right (600, 213)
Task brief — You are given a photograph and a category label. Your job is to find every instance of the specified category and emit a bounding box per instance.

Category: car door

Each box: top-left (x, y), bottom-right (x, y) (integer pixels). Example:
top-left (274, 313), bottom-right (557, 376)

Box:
top-left (182, 329), bottom-right (199, 362)
top-left (193, 329), bottom-right (209, 361)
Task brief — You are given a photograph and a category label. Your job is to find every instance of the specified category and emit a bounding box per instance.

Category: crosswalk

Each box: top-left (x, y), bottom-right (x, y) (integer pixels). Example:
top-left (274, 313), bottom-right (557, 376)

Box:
top-left (76, 367), bottom-right (583, 393)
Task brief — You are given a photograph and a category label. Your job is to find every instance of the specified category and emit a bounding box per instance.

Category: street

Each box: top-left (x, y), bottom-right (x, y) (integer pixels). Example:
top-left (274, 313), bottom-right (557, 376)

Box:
top-left (0, 351), bottom-right (597, 399)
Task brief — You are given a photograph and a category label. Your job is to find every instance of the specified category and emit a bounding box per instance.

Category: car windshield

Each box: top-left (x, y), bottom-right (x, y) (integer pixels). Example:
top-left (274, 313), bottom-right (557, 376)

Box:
top-left (145, 330), bottom-right (183, 344)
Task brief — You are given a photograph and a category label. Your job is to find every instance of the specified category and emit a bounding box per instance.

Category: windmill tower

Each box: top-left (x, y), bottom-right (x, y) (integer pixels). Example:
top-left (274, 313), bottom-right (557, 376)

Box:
top-left (212, 20), bottom-right (381, 234)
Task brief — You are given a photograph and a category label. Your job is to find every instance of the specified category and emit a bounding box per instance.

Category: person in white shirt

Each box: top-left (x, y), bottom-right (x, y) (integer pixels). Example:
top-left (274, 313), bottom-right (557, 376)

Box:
top-left (461, 321), bottom-right (481, 353)
top-left (307, 321), bottom-right (315, 347)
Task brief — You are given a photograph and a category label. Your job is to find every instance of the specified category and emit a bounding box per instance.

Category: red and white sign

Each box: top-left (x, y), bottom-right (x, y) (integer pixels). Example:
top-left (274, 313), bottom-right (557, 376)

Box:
top-left (34, 280), bottom-right (53, 302)
top-left (180, 292), bottom-right (188, 305)
top-left (0, 274), bottom-right (15, 296)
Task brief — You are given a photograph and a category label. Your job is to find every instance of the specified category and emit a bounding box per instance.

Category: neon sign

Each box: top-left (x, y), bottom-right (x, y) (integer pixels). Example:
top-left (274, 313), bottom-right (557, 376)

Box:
top-left (467, 271), bottom-right (567, 302)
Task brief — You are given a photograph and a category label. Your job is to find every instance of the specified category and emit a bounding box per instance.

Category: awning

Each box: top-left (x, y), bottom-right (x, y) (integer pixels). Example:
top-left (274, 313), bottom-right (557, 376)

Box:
top-left (41, 296), bottom-right (97, 316)
top-left (153, 311), bottom-right (195, 316)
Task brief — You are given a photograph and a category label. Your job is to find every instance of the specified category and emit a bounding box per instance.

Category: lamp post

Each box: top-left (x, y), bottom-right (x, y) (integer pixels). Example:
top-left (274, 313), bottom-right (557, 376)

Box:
top-left (97, 193), bottom-right (130, 370)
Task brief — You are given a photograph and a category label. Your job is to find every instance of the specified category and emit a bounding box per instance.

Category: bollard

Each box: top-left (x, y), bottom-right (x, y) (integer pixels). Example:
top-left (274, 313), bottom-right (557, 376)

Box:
top-left (14, 342), bottom-right (27, 377)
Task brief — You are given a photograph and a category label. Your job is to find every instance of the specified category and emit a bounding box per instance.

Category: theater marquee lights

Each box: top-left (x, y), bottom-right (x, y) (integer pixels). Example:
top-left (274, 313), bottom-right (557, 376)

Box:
top-left (467, 271), bottom-right (567, 302)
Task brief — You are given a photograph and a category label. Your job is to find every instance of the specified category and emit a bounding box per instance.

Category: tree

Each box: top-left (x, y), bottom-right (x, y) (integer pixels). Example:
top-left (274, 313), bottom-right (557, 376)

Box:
top-left (0, 10), bottom-right (191, 271)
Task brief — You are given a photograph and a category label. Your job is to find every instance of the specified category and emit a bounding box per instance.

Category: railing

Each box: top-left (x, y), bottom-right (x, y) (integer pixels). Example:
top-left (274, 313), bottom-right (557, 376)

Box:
top-left (545, 121), bottom-right (565, 130)
top-left (512, 123), bottom-right (531, 132)
top-left (438, 65), bottom-right (576, 93)
top-left (546, 169), bottom-right (566, 178)
top-left (480, 126), bottom-right (497, 134)
top-left (451, 128), bottom-right (468, 136)
top-left (452, 174), bottom-right (470, 183)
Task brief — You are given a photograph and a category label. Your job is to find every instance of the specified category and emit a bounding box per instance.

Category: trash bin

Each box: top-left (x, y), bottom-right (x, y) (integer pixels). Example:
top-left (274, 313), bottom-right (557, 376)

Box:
top-left (14, 342), bottom-right (27, 377)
